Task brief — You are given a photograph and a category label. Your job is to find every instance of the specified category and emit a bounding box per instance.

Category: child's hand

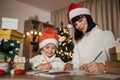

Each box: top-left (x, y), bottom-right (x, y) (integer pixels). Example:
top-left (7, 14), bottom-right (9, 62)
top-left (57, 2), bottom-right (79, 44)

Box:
top-left (79, 62), bottom-right (105, 74)
top-left (37, 63), bottom-right (51, 70)
top-left (63, 63), bottom-right (73, 71)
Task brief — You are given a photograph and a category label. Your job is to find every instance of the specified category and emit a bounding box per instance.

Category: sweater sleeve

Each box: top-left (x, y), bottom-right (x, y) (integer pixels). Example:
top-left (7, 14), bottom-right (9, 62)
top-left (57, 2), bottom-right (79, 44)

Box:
top-left (104, 31), bottom-right (115, 60)
top-left (29, 55), bottom-right (42, 70)
top-left (51, 58), bottom-right (65, 70)
top-left (72, 45), bottom-right (81, 69)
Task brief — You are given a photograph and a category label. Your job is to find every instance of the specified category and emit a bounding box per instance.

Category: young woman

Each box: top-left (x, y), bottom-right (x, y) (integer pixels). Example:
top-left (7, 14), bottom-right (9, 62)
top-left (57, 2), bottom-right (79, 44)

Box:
top-left (67, 3), bottom-right (115, 73)
top-left (29, 27), bottom-right (72, 71)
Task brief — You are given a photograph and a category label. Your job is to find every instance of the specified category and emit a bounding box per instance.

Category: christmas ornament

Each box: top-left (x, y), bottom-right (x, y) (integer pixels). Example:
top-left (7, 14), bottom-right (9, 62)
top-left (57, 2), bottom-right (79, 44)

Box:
top-left (0, 69), bottom-right (6, 76)
top-left (11, 69), bottom-right (25, 75)
top-left (67, 24), bottom-right (73, 28)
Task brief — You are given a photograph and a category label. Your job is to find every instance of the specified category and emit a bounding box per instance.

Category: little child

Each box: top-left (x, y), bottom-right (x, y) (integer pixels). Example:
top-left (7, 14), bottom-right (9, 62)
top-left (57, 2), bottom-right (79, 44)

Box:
top-left (29, 27), bottom-right (72, 71)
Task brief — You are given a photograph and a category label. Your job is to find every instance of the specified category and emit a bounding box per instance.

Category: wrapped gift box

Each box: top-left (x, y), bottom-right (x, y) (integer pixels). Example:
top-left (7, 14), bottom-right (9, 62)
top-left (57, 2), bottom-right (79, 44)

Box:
top-left (116, 46), bottom-right (120, 60)
top-left (109, 46), bottom-right (120, 61)
top-left (1, 39), bottom-right (20, 58)
top-left (105, 61), bottom-right (120, 74)
top-left (0, 29), bottom-right (23, 42)
top-left (0, 52), bottom-right (5, 63)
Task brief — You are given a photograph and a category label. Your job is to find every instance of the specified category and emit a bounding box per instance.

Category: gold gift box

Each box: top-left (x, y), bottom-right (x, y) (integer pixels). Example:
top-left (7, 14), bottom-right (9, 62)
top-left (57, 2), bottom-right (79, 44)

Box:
top-left (105, 61), bottom-right (120, 74)
top-left (0, 29), bottom-right (23, 42)
top-left (109, 46), bottom-right (120, 61)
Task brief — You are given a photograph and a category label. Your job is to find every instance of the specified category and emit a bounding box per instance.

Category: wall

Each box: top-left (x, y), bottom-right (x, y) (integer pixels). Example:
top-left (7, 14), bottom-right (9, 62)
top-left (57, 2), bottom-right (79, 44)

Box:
top-left (0, 0), bottom-right (51, 56)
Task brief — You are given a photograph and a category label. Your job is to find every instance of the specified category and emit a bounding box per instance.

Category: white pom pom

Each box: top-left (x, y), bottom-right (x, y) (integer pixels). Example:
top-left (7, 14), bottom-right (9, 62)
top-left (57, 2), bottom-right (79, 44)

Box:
top-left (58, 36), bottom-right (66, 42)
top-left (11, 69), bottom-right (14, 74)
top-left (67, 24), bottom-right (73, 28)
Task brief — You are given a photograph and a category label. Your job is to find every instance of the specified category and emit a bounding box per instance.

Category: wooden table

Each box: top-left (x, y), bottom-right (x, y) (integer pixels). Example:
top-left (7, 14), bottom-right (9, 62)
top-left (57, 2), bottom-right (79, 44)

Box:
top-left (1, 73), bottom-right (120, 80)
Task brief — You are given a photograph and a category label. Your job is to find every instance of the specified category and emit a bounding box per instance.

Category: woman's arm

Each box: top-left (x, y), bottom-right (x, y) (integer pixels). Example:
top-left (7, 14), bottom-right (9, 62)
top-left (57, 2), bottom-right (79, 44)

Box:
top-left (79, 62), bottom-right (105, 73)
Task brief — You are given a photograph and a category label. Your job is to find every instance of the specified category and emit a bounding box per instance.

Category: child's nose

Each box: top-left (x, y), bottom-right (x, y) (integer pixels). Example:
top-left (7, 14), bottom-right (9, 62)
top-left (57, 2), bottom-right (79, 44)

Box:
top-left (49, 48), bottom-right (53, 53)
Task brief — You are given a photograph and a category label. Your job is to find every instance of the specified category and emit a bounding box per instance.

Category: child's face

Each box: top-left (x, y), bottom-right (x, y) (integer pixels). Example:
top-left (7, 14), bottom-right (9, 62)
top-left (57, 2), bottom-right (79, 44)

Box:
top-left (74, 16), bottom-right (88, 33)
top-left (42, 43), bottom-right (56, 57)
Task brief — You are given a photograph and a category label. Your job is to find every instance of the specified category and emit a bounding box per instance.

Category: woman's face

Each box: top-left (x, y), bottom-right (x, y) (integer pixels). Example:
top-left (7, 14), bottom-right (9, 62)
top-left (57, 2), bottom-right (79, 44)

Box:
top-left (42, 43), bottom-right (56, 57)
top-left (73, 16), bottom-right (88, 33)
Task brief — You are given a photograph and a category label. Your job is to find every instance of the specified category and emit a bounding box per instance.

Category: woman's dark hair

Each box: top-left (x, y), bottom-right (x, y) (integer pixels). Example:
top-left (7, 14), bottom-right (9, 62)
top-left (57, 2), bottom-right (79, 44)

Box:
top-left (71, 15), bottom-right (96, 41)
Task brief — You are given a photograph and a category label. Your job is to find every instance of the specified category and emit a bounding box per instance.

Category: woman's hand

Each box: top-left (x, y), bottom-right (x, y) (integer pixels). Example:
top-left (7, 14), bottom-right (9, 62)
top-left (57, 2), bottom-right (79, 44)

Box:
top-left (64, 63), bottom-right (73, 71)
top-left (79, 62), bottom-right (105, 73)
top-left (37, 63), bottom-right (51, 70)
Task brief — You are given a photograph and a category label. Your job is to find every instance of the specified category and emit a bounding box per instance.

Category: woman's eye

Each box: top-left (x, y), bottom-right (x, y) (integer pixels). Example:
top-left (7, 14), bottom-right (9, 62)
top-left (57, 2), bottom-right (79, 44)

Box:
top-left (78, 19), bottom-right (82, 22)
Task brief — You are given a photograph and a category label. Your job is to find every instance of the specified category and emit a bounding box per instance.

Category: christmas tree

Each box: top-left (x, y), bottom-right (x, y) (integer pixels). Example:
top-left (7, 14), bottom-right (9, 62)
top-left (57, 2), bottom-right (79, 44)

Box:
top-left (56, 23), bottom-right (74, 62)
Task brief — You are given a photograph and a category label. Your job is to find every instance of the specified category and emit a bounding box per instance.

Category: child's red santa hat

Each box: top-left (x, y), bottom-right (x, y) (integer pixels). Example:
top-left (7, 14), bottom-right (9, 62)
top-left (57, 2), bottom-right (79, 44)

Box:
top-left (67, 3), bottom-right (90, 24)
top-left (39, 27), bottom-right (59, 49)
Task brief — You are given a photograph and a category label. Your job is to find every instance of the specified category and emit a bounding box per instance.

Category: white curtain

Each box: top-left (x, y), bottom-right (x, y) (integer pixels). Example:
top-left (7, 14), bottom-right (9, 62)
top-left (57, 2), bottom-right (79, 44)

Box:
top-left (51, 8), bottom-right (68, 28)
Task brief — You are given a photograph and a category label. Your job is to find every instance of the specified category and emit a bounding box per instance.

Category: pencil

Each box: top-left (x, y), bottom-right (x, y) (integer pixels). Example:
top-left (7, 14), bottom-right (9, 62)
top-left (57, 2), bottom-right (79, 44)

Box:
top-left (93, 51), bottom-right (103, 62)
top-left (41, 51), bottom-right (48, 63)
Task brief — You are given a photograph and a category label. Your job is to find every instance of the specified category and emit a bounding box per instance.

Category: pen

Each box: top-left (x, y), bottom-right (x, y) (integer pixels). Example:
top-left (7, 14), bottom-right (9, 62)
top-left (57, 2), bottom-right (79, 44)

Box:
top-left (93, 51), bottom-right (103, 62)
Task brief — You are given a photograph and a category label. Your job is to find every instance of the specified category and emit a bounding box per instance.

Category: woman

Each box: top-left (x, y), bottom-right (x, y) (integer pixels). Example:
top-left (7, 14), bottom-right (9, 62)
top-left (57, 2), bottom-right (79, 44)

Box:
top-left (67, 3), bottom-right (115, 73)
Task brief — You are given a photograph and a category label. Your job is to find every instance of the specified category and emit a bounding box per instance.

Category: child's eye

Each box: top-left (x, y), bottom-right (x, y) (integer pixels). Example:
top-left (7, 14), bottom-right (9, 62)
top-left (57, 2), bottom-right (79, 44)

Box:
top-left (52, 47), bottom-right (56, 49)
top-left (45, 46), bottom-right (49, 49)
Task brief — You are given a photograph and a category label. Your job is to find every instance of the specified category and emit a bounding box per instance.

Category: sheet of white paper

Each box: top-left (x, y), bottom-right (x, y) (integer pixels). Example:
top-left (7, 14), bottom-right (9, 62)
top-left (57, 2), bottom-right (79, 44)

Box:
top-left (70, 69), bottom-right (101, 75)
top-left (70, 69), bottom-right (88, 75)
top-left (26, 70), bottom-right (48, 76)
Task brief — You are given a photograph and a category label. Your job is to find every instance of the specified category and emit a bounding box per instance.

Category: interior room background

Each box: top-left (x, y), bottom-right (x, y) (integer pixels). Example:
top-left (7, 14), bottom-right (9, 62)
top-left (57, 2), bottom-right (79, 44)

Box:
top-left (51, 0), bottom-right (120, 39)
top-left (0, 0), bottom-right (51, 56)
top-left (0, 0), bottom-right (120, 56)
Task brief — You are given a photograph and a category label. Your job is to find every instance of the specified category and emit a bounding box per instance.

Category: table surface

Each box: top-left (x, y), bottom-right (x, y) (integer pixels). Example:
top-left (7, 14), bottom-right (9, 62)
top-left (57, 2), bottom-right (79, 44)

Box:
top-left (1, 71), bottom-right (120, 80)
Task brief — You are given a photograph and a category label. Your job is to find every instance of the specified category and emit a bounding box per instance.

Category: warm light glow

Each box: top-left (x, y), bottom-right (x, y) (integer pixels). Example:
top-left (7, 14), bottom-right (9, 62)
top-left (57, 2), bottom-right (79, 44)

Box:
top-left (30, 30), bottom-right (33, 34)
top-left (26, 32), bottom-right (30, 36)
top-left (34, 31), bottom-right (37, 35)
top-left (26, 30), bottom-right (42, 36)
top-left (23, 34), bottom-right (25, 37)
top-left (64, 52), bottom-right (66, 55)
top-left (38, 32), bottom-right (42, 35)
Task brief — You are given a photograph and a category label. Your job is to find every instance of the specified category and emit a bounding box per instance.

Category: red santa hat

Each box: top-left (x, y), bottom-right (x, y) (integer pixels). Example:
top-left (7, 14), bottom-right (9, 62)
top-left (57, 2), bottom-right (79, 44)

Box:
top-left (39, 27), bottom-right (59, 49)
top-left (67, 3), bottom-right (90, 24)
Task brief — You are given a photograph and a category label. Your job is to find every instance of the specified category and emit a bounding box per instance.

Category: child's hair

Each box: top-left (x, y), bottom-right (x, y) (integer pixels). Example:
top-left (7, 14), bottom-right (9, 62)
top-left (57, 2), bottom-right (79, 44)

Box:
top-left (71, 15), bottom-right (96, 41)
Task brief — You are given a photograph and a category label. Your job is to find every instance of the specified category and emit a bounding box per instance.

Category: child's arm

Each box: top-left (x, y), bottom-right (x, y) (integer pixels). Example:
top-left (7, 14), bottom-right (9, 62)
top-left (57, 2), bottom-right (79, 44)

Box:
top-left (64, 63), bottom-right (73, 71)
top-left (36, 63), bottom-right (52, 70)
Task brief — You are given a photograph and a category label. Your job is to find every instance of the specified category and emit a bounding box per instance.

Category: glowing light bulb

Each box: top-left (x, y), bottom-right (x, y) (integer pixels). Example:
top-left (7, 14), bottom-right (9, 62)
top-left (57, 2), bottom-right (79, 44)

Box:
top-left (34, 31), bottom-right (37, 35)
top-left (38, 32), bottom-right (42, 35)
top-left (30, 30), bottom-right (33, 34)
top-left (26, 32), bottom-right (30, 36)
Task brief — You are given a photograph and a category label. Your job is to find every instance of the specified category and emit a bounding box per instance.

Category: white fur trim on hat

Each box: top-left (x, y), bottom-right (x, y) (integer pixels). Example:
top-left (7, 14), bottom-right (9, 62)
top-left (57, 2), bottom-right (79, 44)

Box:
top-left (67, 24), bottom-right (73, 28)
top-left (39, 38), bottom-right (58, 49)
top-left (69, 8), bottom-right (90, 20)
